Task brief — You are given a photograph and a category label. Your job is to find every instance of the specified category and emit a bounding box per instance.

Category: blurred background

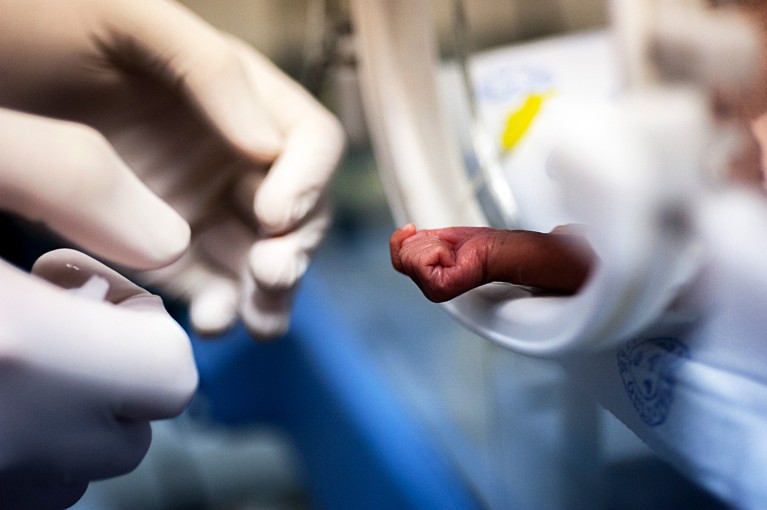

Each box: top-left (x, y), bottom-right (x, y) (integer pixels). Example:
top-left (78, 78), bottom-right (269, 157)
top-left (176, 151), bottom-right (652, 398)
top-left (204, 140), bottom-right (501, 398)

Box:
top-left (68, 1), bottom-right (729, 509)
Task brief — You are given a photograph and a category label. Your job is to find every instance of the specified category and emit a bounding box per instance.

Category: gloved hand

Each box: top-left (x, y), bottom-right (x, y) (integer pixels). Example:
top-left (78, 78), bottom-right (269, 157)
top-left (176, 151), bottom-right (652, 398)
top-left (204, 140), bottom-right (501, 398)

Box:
top-left (0, 0), bottom-right (346, 339)
top-left (0, 250), bottom-right (198, 510)
top-left (0, 109), bottom-right (198, 508)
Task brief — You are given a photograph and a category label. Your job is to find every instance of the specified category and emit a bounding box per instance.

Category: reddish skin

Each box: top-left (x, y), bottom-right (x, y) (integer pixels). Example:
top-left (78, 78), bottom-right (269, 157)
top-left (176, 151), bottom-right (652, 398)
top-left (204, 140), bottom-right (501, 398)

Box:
top-left (390, 224), bottom-right (595, 302)
top-left (391, 5), bottom-right (767, 303)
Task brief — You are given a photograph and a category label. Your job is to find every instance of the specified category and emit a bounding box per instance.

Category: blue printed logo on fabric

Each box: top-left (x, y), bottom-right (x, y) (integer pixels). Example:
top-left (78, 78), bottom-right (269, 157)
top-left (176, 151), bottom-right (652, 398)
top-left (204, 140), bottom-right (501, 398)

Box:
top-left (617, 337), bottom-right (689, 426)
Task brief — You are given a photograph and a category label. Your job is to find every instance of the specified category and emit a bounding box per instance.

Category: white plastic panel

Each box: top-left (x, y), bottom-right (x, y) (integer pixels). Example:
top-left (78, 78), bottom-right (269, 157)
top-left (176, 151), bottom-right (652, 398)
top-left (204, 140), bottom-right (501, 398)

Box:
top-left (350, 0), bottom-right (486, 230)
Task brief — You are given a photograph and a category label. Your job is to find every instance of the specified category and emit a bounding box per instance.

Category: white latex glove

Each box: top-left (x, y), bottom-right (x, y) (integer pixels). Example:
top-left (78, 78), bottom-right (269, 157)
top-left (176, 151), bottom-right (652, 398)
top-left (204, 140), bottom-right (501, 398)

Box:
top-left (0, 0), bottom-right (346, 339)
top-left (0, 108), bottom-right (197, 508)
top-left (0, 250), bottom-right (197, 510)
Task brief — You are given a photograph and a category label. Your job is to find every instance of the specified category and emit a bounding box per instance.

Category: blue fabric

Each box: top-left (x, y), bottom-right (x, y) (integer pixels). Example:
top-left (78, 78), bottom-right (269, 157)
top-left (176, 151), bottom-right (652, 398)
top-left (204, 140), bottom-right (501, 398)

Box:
top-left (190, 268), bottom-right (481, 510)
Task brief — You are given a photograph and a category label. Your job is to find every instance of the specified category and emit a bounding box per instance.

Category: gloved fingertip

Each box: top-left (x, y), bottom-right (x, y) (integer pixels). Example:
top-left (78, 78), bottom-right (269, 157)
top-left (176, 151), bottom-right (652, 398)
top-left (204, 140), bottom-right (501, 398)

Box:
top-left (238, 271), bottom-right (295, 340)
top-left (115, 194), bottom-right (191, 269)
top-left (239, 302), bottom-right (291, 341)
top-left (145, 214), bottom-right (192, 267)
top-left (190, 283), bottom-right (239, 337)
top-left (248, 241), bottom-right (308, 291)
top-left (32, 248), bottom-right (158, 305)
top-left (255, 187), bottom-right (320, 234)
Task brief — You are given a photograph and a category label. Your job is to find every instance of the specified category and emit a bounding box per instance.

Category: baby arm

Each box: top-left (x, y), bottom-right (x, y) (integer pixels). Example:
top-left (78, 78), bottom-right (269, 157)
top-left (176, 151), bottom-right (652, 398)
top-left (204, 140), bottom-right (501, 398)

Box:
top-left (390, 224), bottom-right (594, 302)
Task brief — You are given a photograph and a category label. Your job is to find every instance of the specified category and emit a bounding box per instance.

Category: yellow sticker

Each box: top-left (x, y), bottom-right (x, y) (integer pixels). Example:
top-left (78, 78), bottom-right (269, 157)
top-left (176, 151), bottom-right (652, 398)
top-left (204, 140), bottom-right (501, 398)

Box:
top-left (501, 91), bottom-right (552, 151)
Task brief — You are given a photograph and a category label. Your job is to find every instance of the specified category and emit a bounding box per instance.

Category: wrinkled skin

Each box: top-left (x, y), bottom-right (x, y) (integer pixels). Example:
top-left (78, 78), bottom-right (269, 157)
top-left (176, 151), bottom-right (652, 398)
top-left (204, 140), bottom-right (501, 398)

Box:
top-left (390, 224), bottom-right (595, 302)
top-left (391, 2), bottom-right (767, 305)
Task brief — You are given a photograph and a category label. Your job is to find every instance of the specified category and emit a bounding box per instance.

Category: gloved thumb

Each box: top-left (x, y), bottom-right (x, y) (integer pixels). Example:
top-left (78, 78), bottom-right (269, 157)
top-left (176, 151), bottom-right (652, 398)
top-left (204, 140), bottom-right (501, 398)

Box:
top-left (0, 108), bottom-right (190, 269)
top-left (32, 248), bottom-right (157, 307)
top-left (28, 248), bottom-right (198, 420)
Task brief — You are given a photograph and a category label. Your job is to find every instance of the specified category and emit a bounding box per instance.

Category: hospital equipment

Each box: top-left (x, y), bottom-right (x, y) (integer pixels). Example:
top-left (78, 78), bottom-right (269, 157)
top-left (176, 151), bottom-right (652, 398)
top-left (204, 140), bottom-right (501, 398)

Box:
top-left (352, 0), bottom-right (767, 507)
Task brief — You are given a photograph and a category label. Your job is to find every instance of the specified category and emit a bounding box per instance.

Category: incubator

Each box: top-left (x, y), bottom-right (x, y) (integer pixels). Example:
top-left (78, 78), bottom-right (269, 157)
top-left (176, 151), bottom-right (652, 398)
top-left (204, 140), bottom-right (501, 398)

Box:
top-left (351, 0), bottom-right (767, 508)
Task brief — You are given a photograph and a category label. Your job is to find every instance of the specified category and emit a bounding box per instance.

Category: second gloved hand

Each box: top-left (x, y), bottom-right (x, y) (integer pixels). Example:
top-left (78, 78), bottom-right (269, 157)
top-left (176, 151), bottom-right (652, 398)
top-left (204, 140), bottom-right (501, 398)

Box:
top-left (0, 0), bottom-right (346, 339)
top-left (0, 249), bottom-right (198, 510)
